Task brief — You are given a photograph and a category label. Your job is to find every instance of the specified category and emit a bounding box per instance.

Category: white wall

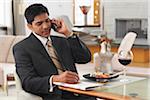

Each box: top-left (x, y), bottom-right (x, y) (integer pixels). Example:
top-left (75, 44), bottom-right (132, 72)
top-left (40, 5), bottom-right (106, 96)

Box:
top-left (102, 0), bottom-right (148, 44)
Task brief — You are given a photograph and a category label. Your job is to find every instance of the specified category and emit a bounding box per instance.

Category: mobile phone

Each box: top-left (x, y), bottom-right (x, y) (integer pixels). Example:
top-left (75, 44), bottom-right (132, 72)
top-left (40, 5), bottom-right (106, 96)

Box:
top-left (51, 23), bottom-right (58, 31)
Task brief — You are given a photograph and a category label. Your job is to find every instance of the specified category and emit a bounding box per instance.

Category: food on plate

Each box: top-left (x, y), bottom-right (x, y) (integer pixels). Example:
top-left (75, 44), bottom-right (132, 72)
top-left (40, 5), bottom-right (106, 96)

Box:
top-left (90, 72), bottom-right (110, 78)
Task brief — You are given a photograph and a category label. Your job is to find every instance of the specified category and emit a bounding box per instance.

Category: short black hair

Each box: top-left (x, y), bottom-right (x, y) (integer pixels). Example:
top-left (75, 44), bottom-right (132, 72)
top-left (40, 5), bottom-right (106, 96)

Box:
top-left (24, 3), bottom-right (49, 24)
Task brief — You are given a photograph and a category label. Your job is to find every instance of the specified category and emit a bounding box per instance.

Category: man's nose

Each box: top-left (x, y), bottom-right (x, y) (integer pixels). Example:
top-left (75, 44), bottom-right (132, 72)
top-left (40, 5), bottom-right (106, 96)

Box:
top-left (43, 22), bottom-right (50, 29)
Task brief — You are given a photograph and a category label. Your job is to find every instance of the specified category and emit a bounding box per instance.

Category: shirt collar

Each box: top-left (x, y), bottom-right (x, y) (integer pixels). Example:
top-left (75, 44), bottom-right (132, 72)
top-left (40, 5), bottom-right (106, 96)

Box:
top-left (32, 32), bottom-right (51, 47)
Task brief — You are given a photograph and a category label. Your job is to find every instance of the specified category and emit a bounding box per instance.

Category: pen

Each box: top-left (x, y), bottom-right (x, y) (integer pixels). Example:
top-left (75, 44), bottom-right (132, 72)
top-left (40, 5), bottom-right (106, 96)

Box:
top-left (56, 67), bottom-right (66, 72)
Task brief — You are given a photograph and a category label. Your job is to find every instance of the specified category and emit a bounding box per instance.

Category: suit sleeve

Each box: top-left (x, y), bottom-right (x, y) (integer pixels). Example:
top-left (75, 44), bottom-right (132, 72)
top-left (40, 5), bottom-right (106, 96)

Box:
top-left (67, 34), bottom-right (91, 64)
top-left (13, 44), bottom-right (51, 96)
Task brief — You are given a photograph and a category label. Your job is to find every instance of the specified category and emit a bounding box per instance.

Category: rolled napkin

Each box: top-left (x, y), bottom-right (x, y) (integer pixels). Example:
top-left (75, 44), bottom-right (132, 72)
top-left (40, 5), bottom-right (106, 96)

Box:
top-left (118, 32), bottom-right (137, 53)
top-left (112, 32), bottom-right (137, 71)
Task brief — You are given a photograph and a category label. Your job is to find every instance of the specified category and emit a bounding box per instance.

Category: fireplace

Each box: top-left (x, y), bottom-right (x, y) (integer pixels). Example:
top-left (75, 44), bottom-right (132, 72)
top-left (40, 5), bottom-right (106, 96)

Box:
top-left (116, 19), bottom-right (148, 39)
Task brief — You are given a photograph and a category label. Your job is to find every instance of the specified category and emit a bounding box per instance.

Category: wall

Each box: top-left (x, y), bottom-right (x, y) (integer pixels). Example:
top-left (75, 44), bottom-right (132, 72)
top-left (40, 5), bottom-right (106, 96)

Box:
top-left (102, 0), bottom-right (148, 45)
top-left (14, 0), bottom-right (149, 45)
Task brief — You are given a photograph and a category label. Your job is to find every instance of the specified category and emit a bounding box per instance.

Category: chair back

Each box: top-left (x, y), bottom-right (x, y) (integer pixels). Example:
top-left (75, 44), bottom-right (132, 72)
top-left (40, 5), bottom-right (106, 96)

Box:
top-left (14, 71), bottom-right (42, 100)
top-left (59, 15), bottom-right (73, 32)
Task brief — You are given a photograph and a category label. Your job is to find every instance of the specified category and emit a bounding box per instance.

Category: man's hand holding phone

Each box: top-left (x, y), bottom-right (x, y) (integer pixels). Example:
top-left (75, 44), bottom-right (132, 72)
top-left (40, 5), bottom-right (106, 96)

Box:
top-left (51, 18), bottom-right (72, 37)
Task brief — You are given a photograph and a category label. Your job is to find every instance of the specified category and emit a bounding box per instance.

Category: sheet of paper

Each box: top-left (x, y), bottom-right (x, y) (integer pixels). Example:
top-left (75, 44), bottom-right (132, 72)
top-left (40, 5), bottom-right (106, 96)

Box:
top-left (54, 81), bottom-right (103, 90)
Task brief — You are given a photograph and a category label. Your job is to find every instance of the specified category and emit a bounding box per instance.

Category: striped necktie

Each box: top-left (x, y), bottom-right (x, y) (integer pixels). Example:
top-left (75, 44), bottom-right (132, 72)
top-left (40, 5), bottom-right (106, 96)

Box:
top-left (47, 40), bottom-right (63, 74)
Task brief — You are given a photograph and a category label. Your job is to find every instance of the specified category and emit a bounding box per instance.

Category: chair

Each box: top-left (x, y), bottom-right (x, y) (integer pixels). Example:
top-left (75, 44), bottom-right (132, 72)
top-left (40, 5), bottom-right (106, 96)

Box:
top-left (111, 32), bottom-right (137, 71)
top-left (0, 67), bottom-right (4, 88)
top-left (0, 35), bottom-right (25, 95)
top-left (14, 71), bottom-right (42, 100)
top-left (59, 15), bottom-right (73, 32)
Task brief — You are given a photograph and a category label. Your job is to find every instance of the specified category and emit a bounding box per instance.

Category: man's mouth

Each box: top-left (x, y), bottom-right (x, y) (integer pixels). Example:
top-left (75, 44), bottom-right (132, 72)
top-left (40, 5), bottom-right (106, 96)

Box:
top-left (43, 29), bottom-right (50, 34)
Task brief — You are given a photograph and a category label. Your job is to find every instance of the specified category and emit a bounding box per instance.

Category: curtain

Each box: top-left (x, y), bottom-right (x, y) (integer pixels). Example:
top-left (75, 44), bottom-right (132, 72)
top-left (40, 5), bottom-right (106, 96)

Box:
top-left (13, 0), bottom-right (26, 35)
top-left (0, 0), bottom-right (14, 35)
top-left (12, 0), bottom-right (16, 35)
top-left (4, 0), bottom-right (14, 35)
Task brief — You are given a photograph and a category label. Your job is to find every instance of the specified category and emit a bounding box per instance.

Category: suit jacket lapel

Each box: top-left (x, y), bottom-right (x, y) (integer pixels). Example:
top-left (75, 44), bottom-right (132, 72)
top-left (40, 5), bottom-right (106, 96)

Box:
top-left (30, 34), bottom-right (51, 62)
top-left (30, 34), bottom-right (65, 70)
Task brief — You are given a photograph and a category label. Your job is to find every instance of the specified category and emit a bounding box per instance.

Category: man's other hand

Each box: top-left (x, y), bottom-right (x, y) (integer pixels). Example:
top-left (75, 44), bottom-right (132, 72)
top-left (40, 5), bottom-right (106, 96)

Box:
top-left (52, 71), bottom-right (79, 84)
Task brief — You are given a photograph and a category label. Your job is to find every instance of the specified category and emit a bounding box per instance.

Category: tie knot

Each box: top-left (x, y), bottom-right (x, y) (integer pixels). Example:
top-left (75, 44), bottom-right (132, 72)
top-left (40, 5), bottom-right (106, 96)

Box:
top-left (47, 40), bottom-right (52, 47)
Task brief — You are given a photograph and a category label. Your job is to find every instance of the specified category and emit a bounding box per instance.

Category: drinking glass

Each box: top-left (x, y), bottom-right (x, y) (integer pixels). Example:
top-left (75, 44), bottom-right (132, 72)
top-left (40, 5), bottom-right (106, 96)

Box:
top-left (79, 5), bottom-right (91, 25)
top-left (118, 50), bottom-right (133, 82)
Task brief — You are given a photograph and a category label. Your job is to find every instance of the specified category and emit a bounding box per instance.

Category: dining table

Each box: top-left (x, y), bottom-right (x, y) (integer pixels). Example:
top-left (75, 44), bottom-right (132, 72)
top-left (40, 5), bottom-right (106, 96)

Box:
top-left (58, 63), bottom-right (150, 100)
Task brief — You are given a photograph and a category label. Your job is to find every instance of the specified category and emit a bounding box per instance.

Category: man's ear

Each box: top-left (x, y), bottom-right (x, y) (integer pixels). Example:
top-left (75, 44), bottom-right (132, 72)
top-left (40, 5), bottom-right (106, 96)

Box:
top-left (27, 24), bottom-right (33, 30)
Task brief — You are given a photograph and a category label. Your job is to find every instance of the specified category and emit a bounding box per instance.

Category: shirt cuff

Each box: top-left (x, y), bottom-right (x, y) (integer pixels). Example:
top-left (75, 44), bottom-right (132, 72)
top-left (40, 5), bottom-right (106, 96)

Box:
top-left (49, 75), bottom-right (55, 92)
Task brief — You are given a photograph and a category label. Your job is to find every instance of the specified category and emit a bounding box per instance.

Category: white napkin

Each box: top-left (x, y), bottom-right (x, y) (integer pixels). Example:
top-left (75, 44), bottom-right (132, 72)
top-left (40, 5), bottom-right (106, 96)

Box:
top-left (112, 32), bottom-right (137, 71)
top-left (118, 32), bottom-right (137, 53)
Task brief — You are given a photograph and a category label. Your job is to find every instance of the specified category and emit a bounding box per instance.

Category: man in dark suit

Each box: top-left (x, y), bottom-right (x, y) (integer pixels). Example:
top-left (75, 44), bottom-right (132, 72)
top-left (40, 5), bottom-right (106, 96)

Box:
top-left (13, 3), bottom-right (96, 100)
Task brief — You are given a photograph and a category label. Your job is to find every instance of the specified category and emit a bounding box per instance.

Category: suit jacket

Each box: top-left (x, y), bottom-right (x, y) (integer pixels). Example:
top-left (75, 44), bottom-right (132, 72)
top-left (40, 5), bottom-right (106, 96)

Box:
top-left (13, 33), bottom-right (94, 100)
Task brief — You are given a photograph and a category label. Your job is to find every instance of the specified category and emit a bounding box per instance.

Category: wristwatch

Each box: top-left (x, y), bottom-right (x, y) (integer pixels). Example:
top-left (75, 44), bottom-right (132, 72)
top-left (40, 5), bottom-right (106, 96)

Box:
top-left (68, 33), bottom-right (77, 38)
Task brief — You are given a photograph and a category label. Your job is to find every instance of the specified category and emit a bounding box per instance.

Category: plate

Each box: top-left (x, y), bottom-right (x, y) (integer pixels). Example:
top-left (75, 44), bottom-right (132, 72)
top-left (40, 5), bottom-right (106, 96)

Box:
top-left (83, 73), bottom-right (119, 82)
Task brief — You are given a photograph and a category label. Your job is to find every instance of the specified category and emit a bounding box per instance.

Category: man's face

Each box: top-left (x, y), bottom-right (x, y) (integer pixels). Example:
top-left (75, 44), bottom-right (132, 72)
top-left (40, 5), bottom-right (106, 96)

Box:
top-left (27, 13), bottom-right (52, 38)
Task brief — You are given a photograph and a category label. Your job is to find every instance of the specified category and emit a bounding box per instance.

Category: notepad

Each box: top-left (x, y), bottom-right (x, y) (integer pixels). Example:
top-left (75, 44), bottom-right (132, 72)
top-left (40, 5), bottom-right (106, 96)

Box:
top-left (53, 81), bottom-right (103, 90)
